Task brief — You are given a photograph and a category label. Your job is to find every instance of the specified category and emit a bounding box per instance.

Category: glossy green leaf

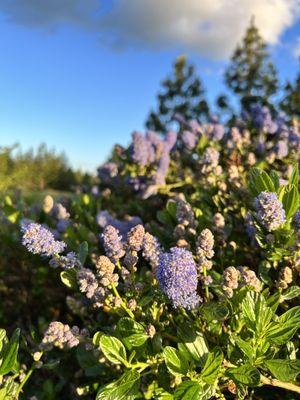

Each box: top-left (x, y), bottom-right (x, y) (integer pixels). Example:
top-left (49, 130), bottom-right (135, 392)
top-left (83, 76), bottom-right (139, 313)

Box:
top-left (116, 318), bottom-right (148, 348)
top-left (163, 346), bottom-right (189, 377)
top-left (99, 335), bottom-right (127, 365)
top-left (282, 286), bottom-right (300, 301)
top-left (200, 347), bottom-right (223, 384)
top-left (96, 370), bottom-right (140, 400)
top-left (266, 306), bottom-right (300, 345)
top-left (60, 270), bottom-right (77, 289)
top-left (177, 325), bottom-right (208, 365)
top-left (0, 328), bottom-right (20, 375)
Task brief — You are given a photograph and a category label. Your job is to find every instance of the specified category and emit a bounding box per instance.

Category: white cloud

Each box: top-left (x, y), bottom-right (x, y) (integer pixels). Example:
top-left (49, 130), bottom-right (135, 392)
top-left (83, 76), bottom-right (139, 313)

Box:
top-left (1, 0), bottom-right (300, 59)
top-left (100, 0), bottom-right (300, 58)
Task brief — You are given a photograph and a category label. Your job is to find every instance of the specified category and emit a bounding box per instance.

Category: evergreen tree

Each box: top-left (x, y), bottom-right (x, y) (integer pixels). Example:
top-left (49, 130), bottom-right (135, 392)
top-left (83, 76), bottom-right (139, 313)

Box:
top-left (146, 55), bottom-right (209, 132)
top-left (224, 19), bottom-right (278, 110)
top-left (280, 70), bottom-right (300, 117)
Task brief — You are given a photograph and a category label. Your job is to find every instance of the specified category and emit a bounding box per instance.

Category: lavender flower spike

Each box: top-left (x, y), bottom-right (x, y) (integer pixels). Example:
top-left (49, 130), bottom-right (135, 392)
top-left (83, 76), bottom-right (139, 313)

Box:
top-left (21, 222), bottom-right (66, 256)
top-left (157, 247), bottom-right (200, 310)
top-left (254, 191), bottom-right (286, 231)
top-left (102, 225), bottom-right (125, 262)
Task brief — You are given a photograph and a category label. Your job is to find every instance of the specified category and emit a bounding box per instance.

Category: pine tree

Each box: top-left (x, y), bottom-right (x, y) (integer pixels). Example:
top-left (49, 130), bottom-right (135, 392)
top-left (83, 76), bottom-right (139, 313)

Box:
top-left (146, 55), bottom-right (209, 132)
top-left (224, 19), bottom-right (278, 110)
top-left (280, 71), bottom-right (300, 117)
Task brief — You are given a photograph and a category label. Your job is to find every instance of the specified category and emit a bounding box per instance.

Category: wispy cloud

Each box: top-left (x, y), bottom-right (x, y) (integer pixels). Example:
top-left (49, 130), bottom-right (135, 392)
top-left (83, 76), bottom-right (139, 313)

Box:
top-left (1, 0), bottom-right (300, 59)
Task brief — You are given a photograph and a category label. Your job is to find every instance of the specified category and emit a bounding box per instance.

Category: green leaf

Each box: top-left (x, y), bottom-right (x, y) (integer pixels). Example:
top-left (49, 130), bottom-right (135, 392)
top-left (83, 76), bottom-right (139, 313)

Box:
top-left (79, 241), bottom-right (88, 264)
top-left (99, 335), bottom-right (127, 365)
top-left (163, 346), bottom-right (189, 377)
top-left (0, 328), bottom-right (20, 375)
top-left (264, 359), bottom-right (300, 382)
top-left (93, 331), bottom-right (103, 347)
top-left (0, 330), bottom-right (7, 354)
top-left (270, 170), bottom-right (280, 191)
top-left (282, 184), bottom-right (299, 219)
top-left (116, 318), bottom-right (148, 348)
top-left (201, 303), bottom-right (229, 322)
top-left (249, 168), bottom-right (275, 196)
top-left (201, 347), bottom-right (223, 384)
top-left (60, 270), bottom-right (77, 289)
top-left (242, 292), bottom-right (273, 336)
top-left (174, 381), bottom-right (213, 400)
top-left (177, 325), bottom-right (208, 366)
top-left (96, 370), bottom-right (140, 400)
top-left (282, 286), bottom-right (300, 301)
top-left (266, 306), bottom-right (300, 345)
top-left (0, 388), bottom-right (7, 400)
top-left (174, 381), bottom-right (202, 400)
top-left (289, 164), bottom-right (299, 187)
top-left (234, 336), bottom-right (253, 360)
top-left (227, 364), bottom-right (260, 387)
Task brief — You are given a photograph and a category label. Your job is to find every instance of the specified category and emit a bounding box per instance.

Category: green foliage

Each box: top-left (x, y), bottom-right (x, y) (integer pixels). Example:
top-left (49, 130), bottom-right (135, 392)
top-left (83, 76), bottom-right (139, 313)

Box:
top-left (225, 19), bottom-right (278, 110)
top-left (280, 72), bottom-right (300, 118)
top-left (0, 143), bottom-right (91, 192)
top-left (146, 55), bottom-right (209, 132)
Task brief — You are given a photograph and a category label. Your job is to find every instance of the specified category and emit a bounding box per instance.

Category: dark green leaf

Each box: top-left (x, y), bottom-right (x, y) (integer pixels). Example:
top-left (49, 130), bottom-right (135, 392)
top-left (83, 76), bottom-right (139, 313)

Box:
top-left (264, 359), bottom-right (300, 382)
top-left (201, 347), bottom-right (223, 384)
top-left (116, 318), bottom-right (148, 348)
top-left (282, 184), bottom-right (299, 219)
top-left (227, 364), bottom-right (260, 387)
top-left (266, 306), bottom-right (300, 345)
top-left (79, 241), bottom-right (88, 264)
top-left (234, 337), bottom-right (253, 360)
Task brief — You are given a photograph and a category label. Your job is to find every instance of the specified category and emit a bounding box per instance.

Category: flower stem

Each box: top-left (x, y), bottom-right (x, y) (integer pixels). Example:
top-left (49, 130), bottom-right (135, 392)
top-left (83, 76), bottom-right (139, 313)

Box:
top-left (260, 375), bottom-right (300, 394)
top-left (16, 366), bottom-right (34, 398)
top-left (202, 266), bottom-right (209, 301)
top-left (110, 282), bottom-right (135, 319)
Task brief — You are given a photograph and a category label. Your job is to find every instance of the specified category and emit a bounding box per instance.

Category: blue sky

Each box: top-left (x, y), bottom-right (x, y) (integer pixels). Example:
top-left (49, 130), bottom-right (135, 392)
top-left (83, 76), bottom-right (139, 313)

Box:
top-left (0, 0), bottom-right (300, 172)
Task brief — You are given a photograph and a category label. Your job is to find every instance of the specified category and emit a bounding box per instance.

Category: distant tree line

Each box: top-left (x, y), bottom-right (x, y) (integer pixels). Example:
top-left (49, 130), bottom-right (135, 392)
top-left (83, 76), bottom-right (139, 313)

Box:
top-left (146, 19), bottom-right (300, 132)
top-left (0, 143), bottom-right (92, 192)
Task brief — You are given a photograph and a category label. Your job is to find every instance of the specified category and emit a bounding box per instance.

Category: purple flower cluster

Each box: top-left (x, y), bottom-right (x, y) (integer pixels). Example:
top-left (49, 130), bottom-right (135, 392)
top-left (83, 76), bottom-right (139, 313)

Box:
top-left (96, 210), bottom-right (142, 237)
top-left (102, 225), bottom-right (125, 262)
top-left (98, 162), bottom-right (118, 182)
top-left (273, 140), bottom-right (288, 159)
top-left (209, 115), bottom-right (225, 140)
top-left (40, 321), bottom-right (81, 350)
top-left (202, 147), bottom-right (219, 166)
top-left (142, 232), bottom-right (162, 271)
top-left (254, 191), bottom-right (286, 231)
top-left (21, 222), bottom-right (66, 257)
top-left (131, 131), bottom-right (155, 166)
top-left (128, 130), bottom-right (177, 197)
top-left (250, 104), bottom-right (278, 134)
top-left (182, 130), bottom-right (197, 150)
top-left (49, 252), bottom-right (82, 269)
top-left (293, 210), bottom-right (300, 230)
top-left (157, 247), bottom-right (200, 310)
